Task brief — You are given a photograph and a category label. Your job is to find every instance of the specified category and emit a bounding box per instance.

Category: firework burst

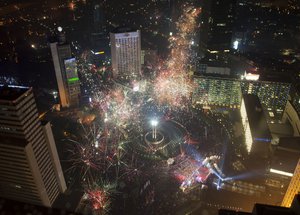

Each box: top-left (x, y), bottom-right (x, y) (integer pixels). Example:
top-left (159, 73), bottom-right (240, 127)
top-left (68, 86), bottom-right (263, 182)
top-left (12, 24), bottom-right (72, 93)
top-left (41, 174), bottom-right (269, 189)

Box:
top-left (81, 179), bottom-right (117, 214)
top-left (91, 86), bottom-right (143, 127)
top-left (153, 6), bottom-right (200, 108)
top-left (66, 123), bottom-right (124, 178)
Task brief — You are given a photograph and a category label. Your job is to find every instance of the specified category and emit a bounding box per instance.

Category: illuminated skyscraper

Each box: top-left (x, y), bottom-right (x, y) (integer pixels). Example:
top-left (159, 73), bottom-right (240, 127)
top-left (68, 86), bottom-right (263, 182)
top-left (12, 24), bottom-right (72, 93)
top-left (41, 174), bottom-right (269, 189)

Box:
top-left (110, 28), bottom-right (141, 82)
top-left (240, 94), bottom-right (271, 157)
top-left (0, 85), bottom-right (66, 207)
top-left (50, 28), bottom-right (80, 107)
top-left (282, 158), bottom-right (300, 207)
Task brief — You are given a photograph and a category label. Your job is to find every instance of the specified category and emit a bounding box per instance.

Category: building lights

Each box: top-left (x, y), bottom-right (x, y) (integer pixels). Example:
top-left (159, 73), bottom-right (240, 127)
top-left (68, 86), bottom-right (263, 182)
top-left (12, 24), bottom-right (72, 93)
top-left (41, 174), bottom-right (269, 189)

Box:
top-left (240, 99), bottom-right (253, 153)
top-left (233, 40), bottom-right (239, 50)
top-left (270, 169), bottom-right (293, 177)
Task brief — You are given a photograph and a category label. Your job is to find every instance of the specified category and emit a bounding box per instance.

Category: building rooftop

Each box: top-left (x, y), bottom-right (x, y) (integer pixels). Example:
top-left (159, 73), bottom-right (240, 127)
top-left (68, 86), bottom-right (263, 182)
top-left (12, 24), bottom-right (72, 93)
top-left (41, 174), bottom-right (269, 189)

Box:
top-left (111, 26), bottom-right (137, 34)
top-left (271, 137), bottom-right (300, 173)
top-left (278, 137), bottom-right (300, 152)
top-left (271, 148), bottom-right (300, 174)
top-left (219, 209), bottom-right (251, 215)
top-left (193, 74), bottom-right (239, 81)
top-left (259, 72), bottom-right (291, 83)
top-left (243, 94), bottom-right (271, 140)
top-left (0, 85), bottom-right (30, 101)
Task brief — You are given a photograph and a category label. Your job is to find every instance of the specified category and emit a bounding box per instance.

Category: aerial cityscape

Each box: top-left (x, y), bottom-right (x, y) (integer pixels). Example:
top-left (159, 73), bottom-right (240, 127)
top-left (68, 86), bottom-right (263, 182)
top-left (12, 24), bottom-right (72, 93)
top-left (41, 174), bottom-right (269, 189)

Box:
top-left (0, 0), bottom-right (300, 215)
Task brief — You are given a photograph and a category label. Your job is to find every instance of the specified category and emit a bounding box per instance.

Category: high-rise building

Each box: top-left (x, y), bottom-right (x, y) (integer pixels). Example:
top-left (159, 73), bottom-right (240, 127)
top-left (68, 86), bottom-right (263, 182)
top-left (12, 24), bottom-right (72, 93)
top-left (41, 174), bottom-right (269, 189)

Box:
top-left (200, 0), bottom-right (237, 53)
top-left (282, 158), bottom-right (300, 207)
top-left (89, 1), bottom-right (109, 66)
top-left (0, 85), bottom-right (66, 207)
top-left (110, 28), bottom-right (141, 82)
top-left (50, 28), bottom-right (80, 107)
top-left (193, 75), bottom-right (242, 108)
top-left (240, 94), bottom-right (271, 157)
top-left (92, 2), bottom-right (105, 33)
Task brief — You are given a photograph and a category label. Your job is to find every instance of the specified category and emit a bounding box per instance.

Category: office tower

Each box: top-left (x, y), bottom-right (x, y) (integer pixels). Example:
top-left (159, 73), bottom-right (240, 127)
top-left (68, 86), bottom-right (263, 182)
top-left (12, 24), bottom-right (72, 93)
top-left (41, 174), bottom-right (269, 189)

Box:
top-left (110, 28), bottom-right (141, 82)
top-left (92, 2), bottom-right (105, 33)
top-left (240, 94), bottom-right (271, 157)
top-left (0, 85), bottom-right (66, 207)
top-left (50, 28), bottom-right (80, 107)
top-left (201, 0), bottom-right (237, 52)
top-left (89, 1), bottom-right (109, 66)
top-left (193, 75), bottom-right (242, 108)
top-left (282, 158), bottom-right (300, 207)
top-left (198, 0), bottom-right (212, 52)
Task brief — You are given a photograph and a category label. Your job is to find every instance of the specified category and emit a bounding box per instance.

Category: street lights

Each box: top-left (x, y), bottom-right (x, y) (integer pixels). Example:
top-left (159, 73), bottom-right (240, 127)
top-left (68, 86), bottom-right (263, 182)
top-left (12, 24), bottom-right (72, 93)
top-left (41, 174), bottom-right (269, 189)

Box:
top-left (150, 119), bottom-right (158, 140)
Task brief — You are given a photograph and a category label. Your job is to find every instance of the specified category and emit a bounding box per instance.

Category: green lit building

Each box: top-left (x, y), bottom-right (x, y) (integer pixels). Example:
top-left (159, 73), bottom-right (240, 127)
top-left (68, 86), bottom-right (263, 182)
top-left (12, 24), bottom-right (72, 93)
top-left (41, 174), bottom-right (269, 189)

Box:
top-left (50, 30), bottom-right (81, 107)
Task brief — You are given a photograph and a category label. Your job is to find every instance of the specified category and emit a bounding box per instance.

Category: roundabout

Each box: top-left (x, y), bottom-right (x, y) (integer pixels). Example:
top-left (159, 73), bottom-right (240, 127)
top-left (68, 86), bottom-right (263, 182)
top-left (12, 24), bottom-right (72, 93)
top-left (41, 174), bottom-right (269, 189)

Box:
top-left (124, 119), bottom-right (187, 160)
top-left (144, 131), bottom-right (165, 145)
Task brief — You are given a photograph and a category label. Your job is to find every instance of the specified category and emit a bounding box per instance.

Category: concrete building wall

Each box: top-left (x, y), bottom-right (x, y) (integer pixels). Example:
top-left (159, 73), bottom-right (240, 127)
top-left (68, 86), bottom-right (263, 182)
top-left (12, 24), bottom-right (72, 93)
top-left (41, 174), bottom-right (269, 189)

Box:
top-left (282, 100), bottom-right (300, 136)
top-left (0, 86), bottom-right (66, 207)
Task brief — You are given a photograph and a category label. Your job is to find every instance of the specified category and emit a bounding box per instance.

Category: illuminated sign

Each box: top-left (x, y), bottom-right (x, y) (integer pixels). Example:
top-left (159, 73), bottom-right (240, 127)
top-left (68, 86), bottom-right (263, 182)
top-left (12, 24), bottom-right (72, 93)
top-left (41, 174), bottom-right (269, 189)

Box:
top-left (68, 77), bottom-right (79, 83)
top-left (245, 73), bottom-right (260, 81)
top-left (233, 40), bottom-right (239, 50)
top-left (64, 58), bottom-right (78, 82)
top-left (95, 51), bottom-right (105, 55)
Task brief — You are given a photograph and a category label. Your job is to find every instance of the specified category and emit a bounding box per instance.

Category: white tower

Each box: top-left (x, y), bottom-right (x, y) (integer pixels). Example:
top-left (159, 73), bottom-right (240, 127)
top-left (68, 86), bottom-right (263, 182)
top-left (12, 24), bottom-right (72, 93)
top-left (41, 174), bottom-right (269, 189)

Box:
top-left (110, 28), bottom-right (141, 82)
